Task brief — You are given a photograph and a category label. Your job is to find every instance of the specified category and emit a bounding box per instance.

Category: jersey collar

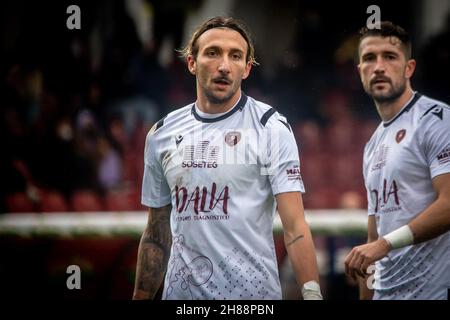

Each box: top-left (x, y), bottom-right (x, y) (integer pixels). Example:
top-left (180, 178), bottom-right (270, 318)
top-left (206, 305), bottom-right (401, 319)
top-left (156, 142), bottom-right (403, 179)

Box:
top-left (383, 92), bottom-right (422, 127)
top-left (191, 94), bottom-right (248, 123)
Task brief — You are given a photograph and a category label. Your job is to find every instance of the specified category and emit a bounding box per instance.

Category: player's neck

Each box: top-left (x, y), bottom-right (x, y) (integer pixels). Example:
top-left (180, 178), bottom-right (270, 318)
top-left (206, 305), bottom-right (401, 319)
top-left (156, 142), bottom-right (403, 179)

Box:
top-left (196, 89), bottom-right (242, 114)
top-left (375, 87), bottom-right (414, 123)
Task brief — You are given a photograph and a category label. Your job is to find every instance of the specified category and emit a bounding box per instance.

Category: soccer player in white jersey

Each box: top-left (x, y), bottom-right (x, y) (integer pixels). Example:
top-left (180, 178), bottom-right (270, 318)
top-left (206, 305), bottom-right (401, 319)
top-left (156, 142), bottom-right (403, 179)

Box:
top-left (345, 21), bottom-right (450, 300)
top-left (132, 16), bottom-right (322, 300)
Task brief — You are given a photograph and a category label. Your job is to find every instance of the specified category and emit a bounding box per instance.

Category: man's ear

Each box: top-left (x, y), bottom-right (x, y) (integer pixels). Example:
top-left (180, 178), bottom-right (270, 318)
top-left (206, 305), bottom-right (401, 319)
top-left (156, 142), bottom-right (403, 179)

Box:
top-left (405, 59), bottom-right (416, 79)
top-left (187, 55), bottom-right (196, 75)
top-left (242, 61), bottom-right (252, 80)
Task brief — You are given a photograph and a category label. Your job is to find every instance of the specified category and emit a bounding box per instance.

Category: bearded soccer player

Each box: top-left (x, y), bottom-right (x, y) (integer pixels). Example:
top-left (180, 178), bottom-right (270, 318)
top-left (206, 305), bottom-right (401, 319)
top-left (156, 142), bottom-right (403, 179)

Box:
top-left (345, 21), bottom-right (450, 300)
top-left (132, 16), bottom-right (322, 300)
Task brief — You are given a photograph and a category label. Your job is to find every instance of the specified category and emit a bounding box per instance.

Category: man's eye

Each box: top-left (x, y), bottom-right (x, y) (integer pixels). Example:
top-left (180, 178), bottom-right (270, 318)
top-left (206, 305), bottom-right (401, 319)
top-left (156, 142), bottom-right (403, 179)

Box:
top-left (232, 53), bottom-right (242, 60)
top-left (207, 51), bottom-right (217, 57)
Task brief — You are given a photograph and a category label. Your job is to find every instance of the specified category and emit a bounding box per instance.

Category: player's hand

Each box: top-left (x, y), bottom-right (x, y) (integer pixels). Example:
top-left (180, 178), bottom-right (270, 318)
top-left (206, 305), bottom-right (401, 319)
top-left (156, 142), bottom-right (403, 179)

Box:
top-left (344, 238), bottom-right (391, 280)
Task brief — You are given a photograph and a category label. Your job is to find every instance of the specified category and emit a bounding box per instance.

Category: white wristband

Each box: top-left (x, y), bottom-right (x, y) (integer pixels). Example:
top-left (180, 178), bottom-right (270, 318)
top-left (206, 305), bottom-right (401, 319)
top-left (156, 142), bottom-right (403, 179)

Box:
top-left (301, 280), bottom-right (323, 300)
top-left (383, 225), bottom-right (414, 249)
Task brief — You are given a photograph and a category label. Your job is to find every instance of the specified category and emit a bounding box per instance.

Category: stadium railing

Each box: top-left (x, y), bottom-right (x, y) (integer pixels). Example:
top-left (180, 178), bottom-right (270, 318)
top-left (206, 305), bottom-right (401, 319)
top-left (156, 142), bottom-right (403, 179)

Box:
top-left (0, 210), bottom-right (367, 237)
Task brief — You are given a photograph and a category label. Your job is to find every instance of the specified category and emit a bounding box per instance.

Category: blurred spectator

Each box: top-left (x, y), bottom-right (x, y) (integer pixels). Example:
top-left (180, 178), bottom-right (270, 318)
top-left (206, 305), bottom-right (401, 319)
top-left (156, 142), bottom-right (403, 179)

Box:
top-left (0, 0), bottom-right (437, 214)
top-left (97, 136), bottom-right (123, 191)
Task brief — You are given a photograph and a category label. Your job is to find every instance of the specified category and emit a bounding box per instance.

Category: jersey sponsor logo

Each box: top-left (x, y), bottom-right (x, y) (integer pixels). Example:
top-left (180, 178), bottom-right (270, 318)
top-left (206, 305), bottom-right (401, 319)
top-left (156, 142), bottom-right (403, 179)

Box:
top-left (437, 147), bottom-right (450, 165)
top-left (175, 183), bottom-right (230, 220)
top-left (370, 178), bottom-right (401, 214)
top-left (371, 144), bottom-right (389, 172)
top-left (224, 131), bottom-right (241, 146)
top-left (182, 141), bottom-right (219, 168)
top-left (286, 165), bottom-right (302, 181)
top-left (395, 129), bottom-right (406, 143)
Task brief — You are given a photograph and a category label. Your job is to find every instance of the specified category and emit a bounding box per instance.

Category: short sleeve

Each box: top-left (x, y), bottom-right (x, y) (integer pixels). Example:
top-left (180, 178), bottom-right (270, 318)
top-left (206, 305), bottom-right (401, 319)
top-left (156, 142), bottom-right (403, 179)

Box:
top-left (262, 117), bottom-right (305, 196)
top-left (363, 144), bottom-right (376, 216)
top-left (421, 106), bottom-right (450, 179)
top-left (366, 187), bottom-right (377, 216)
top-left (141, 130), bottom-right (171, 208)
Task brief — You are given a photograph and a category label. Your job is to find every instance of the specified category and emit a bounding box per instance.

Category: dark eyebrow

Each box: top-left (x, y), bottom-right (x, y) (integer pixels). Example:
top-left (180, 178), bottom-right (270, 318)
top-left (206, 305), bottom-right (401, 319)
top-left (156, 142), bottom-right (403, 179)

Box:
top-left (361, 52), bottom-right (375, 59)
top-left (203, 46), bottom-right (245, 55)
top-left (383, 50), bottom-right (399, 56)
top-left (230, 48), bottom-right (244, 54)
top-left (362, 50), bottom-right (399, 59)
top-left (203, 45), bottom-right (221, 52)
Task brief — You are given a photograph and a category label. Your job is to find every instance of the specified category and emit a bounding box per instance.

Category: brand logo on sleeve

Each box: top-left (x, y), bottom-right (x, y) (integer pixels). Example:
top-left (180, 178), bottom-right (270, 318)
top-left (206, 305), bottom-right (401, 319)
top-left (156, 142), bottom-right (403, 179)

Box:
top-left (431, 108), bottom-right (443, 120)
top-left (286, 165), bottom-right (302, 181)
top-left (175, 134), bottom-right (184, 146)
top-left (437, 147), bottom-right (450, 165)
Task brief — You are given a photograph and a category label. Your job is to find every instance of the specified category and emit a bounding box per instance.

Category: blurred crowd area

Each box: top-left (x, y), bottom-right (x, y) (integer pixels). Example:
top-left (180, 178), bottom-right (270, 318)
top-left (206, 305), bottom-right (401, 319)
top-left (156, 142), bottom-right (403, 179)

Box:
top-left (1, 0), bottom-right (450, 213)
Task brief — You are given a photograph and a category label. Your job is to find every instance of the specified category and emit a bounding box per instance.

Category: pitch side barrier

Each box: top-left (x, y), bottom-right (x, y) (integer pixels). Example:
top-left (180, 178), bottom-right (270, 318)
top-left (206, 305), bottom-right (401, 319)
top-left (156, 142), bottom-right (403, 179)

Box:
top-left (0, 210), bottom-right (367, 237)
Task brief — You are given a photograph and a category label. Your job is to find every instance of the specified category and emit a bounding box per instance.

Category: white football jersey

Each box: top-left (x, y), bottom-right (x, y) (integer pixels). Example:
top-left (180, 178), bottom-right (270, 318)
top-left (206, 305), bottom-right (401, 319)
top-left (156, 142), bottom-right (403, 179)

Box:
top-left (363, 92), bottom-right (450, 300)
top-left (142, 94), bottom-right (304, 300)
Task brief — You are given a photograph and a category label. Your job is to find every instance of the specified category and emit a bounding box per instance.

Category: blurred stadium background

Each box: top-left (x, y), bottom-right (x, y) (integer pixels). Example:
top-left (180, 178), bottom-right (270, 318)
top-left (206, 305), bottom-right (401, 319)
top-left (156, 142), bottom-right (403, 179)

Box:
top-left (0, 0), bottom-right (449, 299)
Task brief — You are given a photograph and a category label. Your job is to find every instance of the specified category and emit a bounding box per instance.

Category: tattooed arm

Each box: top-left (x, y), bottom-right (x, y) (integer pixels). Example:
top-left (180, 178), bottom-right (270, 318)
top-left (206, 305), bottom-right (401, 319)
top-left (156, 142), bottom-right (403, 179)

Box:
top-left (276, 192), bottom-right (321, 293)
top-left (133, 205), bottom-right (172, 300)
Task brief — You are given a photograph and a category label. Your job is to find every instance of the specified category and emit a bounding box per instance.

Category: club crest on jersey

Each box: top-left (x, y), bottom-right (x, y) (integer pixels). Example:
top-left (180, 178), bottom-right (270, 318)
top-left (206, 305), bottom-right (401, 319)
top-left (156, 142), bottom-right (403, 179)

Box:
top-left (395, 129), bottom-right (406, 143)
top-left (225, 131), bottom-right (241, 146)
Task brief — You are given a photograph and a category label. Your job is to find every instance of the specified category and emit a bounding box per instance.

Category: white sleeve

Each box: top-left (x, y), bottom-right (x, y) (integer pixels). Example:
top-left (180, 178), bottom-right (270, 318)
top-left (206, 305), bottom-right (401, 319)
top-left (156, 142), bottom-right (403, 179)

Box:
top-left (141, 131), bottom-right (171, 208)
top-left (263, 118), bottom-right (305, 196)
top-left (363, 144), bottom-right (376, 216)
top-left (421, 106), bottom-right (450, 179)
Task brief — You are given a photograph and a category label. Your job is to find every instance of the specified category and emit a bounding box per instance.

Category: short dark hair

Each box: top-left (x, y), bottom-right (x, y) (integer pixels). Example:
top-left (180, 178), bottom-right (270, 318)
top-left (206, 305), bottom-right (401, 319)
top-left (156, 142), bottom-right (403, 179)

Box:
top-left (358, 21), bottom-right (412, 59)
top-left (179, 16), bottom-right (258, 65)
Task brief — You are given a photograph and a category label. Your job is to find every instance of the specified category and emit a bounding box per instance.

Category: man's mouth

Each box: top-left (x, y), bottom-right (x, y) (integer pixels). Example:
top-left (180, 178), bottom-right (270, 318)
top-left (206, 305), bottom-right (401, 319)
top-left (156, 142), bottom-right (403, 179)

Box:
top-left (371, 77), bottom-right (390, 85)
top-left (213, 78), bottom-right (231, 85)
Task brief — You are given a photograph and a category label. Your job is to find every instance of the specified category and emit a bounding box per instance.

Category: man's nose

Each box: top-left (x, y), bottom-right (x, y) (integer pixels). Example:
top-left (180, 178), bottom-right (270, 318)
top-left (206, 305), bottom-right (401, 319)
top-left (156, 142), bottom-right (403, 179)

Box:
top-left (218, 56), bottom-right (231, 74)
top-left (374, 56), bottom-right (385, 73)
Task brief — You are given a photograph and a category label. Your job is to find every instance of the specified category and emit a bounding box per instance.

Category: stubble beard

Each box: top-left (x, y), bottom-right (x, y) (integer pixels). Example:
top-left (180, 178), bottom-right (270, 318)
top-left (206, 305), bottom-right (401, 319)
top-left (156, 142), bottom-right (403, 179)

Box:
top-left (205, 88), bottom-right (236, 105)
top-left (367, 81), bottom-right (406, 104)
top-left (203, 81), bottom-right (239, 105)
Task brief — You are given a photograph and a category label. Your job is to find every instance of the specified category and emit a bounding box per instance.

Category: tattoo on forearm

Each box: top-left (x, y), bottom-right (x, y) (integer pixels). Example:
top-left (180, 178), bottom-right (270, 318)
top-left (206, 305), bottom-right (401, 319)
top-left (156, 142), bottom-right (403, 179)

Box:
top-left (141, 211), bottom-right (171, 256)
top-left (135, 208), bottom-right (172, 297)
top-left (287, 234), bottom-right (304, 247)
top-left (137, 245), bottom-right (167, 292)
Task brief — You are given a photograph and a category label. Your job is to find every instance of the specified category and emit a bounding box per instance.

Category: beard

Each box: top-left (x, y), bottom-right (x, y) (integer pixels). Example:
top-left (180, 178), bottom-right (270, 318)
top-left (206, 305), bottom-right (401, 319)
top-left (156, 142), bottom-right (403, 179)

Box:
top-left (366, 80), bottom-right (406, 104)
top-left (204, 88), bottom-right (236, 104)
top-left (200, 77), bottom-right (240, 105)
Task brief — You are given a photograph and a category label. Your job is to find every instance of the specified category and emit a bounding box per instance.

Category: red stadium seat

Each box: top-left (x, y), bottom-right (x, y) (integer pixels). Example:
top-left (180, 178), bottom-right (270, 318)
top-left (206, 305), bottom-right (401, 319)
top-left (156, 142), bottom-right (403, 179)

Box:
top-left (70, 190), bottom-right (104, 212)
top-left (5, 192), bottom-right (35, 213)
top-left (105, 190), bottom-right (136, 211)
top-left (39, 190), bottom-right (69, 213)
top-left (303, 187), bottom-right (341, 209)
